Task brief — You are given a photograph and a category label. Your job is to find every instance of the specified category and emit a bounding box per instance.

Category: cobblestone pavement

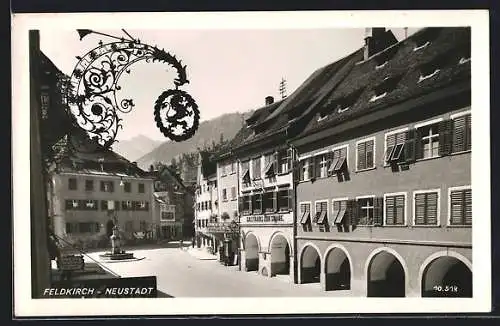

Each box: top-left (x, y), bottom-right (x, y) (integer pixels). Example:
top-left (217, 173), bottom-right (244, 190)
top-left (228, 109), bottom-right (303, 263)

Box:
top-left (85, 245), bottom-right (352, 297)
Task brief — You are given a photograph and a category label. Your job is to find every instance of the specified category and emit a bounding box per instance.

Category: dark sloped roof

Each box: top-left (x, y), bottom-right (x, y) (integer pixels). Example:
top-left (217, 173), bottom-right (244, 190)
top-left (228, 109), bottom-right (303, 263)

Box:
top-left (53, 135), bottom-right (148, 177)
top-left (199, 150), bottom-right (217, 177)
top-left (299, 27), bottom-right (471, 137)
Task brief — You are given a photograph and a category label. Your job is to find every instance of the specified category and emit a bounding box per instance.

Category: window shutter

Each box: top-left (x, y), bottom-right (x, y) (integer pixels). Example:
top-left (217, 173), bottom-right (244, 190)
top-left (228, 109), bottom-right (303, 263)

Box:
top-left (65, 200), bottom-right (72, 210)
top-left (298, 160), bottom-right (304, 181)
top-left (314, 156), bottom-right (322, 178)
top-left (308, 157), bottom-right (314, 180)
top-left (426, 192), bottom-right (438, 225)
top-left (395, 195), bottom-right (405, 225)
top-left (110, 181), bottom-right (115, 193)
top-left (287, 148), bottom-right (293, 173)
top-left (272, 191), bottom-right (277, 212)
top-left (357, 142), bottom-right (366, 171)
top-left (404, 129), bottom-right (416, 163)
top-left (273, 152), bottom-right (279, 174)
top-left (450, 190), bottom-right (464, 225)
top-left (438, 119), bottom-right (453, 156)
top-left (349, 199), bottom-right (359, 227)
top-left (385, 196), bottom-right (395, 225)
top-left (288, 189), bottom-right (294, 211)
top-left (100, 181), bottom-right (105, 191)
top-left (366, 140), bottom-right (374, 168)
top-left (464, 189), bottom-right (472, 225)
top-left (145, 201), bottom-right (149, 211)
top-left (122, 201), bottom-right (127, 210)
top-left (277, 152), bottom-right (283, 174)
top-left (466, 115), bottom-right (471, 151)
top-left (415, 128), bottom-right (424, 160)
top-left (115, 201), bottom-right (120, 211)
top-left (373, 197), bottom-right (384, 226)
top-left (414, 193), bottom-right (426, 225)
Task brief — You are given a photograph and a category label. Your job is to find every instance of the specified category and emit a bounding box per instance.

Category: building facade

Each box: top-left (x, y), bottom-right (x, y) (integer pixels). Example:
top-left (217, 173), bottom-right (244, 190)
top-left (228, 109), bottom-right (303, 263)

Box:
top-left (48, 139), bottom-right (155, 249)
top-left (194, 152), bottom-right (220, 252)
top-left (289, 27), bottom-right (472, 297)
top-left (232, 97), bottom-right (296, 279)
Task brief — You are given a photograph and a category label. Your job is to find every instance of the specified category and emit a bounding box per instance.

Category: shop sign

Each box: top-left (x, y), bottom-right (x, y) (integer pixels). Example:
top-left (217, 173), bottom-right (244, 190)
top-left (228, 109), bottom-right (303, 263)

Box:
top-left (207, 222), bottom-right (239, 234)
top-left (246, 214), bottom-right (284, 223)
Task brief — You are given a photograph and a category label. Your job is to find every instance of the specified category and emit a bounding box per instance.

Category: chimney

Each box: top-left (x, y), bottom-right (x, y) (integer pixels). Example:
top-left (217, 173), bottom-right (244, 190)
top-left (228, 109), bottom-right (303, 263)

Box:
top-left (364, 27), bottom-right (397, 60)
top-left (265, 96), bottom-right (274, 106)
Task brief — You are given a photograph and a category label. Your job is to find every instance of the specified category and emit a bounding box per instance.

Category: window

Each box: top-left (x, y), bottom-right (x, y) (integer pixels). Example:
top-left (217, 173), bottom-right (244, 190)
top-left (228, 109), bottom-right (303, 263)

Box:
top-left (449, 187), bottom-right (472, 226)
top-left (298, 158), bottom-right (308, 181)
top-left (328, 146), bottom-right (348, 176)
top-left (231, 187), bottom-right (237, 200)
top-left (314, 153), bottom-right (331, 179)
top-left (221, 163), bottom-right (227, 176)
top-left (357, 197), bottom-right (374, 225)
top-left (384, 193), bottom-right (406, 225)
top-left (299, 202), bottom-right (312, 232)
top-left (451, 112), bottom-right (471, 153)
top-left (140, 221), bottom-right (147, 231)
top-left (138, 183), bottom-right (145, 193)
top-left (264, 152), bottom-right (278, 178)
top-left (414, 190), bottom-right (439, 226)
top-left (124, 182), bottom-right (131, 193)
top-left (100, 181), bottom-right (114, 192)
top-left (332, 199), bottom-right (348, 225)
top-left (416, 121), bottom-right (441, 159)
top-left (385, 130), bottom-right (407, 164)
top-left (253, 193), bottom-right (262, 214)
top-left (370, 75), bottom-right (402, 102)
top-left (222, 189), bottom-right (227, 202)
top-left (65, 223), bottom-right (76, 234)
top-left (278, 189), bottom-right (292, 212)
top-left (78, 222), bottom-right (93, 233)
top-left (263, 191), bottom-right (276, 213)
top-left (84, 200), bottom-right (98, 210)
top-left (252, 157), bottom-right (261, 179)
top-left (277, 149), bottom-right (292, 174)
top-left (242, 195), bottom-right (252, 215)
top-left (314, 201), bottom-right (328, 225)
top-left (122, 200), bottom-right (133, 210)
top-left (68, 178), bottom-right (77, 190)
top-left (356, 138), bottom-right (375, 171)
top-left (241, 161), bottom-right (250, 186)
top-left (137, 201), bottom-right (149, 211)
top-left (85, 180), bottom-right (93, 191)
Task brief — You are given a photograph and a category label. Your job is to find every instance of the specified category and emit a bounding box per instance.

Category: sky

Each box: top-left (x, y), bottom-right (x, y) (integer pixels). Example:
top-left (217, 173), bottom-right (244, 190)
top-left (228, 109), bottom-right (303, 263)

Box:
top-left (40, 27), bottom-right (419, 142)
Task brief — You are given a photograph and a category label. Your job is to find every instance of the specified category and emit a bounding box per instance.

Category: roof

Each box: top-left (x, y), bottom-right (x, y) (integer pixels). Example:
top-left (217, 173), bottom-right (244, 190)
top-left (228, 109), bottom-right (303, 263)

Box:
top-left (199, 150), bottom-right (217, 177)
top-left (296, 27), bottom-right (471, 138)
top-left (52, 136), bottom-right (149, 178)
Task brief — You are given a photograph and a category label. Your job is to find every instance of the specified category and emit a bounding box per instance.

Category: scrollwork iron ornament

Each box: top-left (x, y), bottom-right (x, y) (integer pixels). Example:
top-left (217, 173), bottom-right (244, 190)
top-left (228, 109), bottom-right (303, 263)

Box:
top-left (65, 29), bottom-right (200, 152)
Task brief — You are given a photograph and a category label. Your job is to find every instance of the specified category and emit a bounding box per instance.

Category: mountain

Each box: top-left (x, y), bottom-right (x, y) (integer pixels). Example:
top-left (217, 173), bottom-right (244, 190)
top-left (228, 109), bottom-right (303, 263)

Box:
top-left (113, 135), bottom-right (163, 162)
top-left (136, 112), bottom-right (252, 170)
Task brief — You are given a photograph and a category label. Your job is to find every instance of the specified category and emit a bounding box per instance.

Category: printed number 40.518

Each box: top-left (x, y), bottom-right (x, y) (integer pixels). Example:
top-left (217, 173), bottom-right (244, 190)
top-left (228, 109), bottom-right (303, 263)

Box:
top-left (433, 285), bottom-right (459, 292)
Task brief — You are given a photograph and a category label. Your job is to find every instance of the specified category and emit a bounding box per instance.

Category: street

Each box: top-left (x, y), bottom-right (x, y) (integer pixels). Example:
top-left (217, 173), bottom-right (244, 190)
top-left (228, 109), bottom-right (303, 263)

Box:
top-left (84, 243), bottom-right (349, 297)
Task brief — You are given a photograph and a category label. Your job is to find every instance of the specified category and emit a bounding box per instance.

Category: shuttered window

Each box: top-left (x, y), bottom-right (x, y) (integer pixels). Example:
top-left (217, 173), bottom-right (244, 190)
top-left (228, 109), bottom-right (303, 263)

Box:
top-left (253, 193), bottom-right (262, 214)
top-left (314, 201), bottom-right (328, 224)
top-left (357, 139), bottom-right (375, 171)
top-left (357, 197), bottom-right (374, 225)
top-left (414, 192), bottom-right (439, 225)
top-left (385, 132), bottom-right (407, 163)
top-left (332, 200), bottom-right (348, 224)
top-left (450, 188), bottom-right (472, 225)
top-left (328, 147), bottom-right (348, 175)
top-left (452, 114), bottom-right (472, 153)
top-left (300, 202), bottom-right (312, 232)
top-left (385, 194), bottom-right (405, 225)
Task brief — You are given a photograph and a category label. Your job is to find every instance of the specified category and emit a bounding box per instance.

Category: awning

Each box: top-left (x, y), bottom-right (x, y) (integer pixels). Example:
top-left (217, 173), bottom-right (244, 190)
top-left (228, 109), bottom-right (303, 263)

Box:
top-left (316, 210), bottom-right (327, 224)
top-left (300, 210), bottom-right (310, 224)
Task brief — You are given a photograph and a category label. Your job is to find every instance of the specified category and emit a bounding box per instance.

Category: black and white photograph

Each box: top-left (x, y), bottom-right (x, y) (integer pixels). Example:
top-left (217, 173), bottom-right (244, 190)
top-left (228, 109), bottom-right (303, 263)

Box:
top-left (12, 10), bottom-right (491, 316)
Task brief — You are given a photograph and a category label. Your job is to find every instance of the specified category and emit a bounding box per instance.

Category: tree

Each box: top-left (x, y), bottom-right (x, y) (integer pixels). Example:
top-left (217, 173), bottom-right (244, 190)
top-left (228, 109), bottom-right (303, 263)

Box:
top-left (219, 133), bottom-right (224, 145)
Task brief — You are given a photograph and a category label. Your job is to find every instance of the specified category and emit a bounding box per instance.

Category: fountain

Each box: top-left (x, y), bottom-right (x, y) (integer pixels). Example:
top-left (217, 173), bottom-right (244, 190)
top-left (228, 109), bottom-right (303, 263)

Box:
top-left (99, 216), bottom-right (135, 261)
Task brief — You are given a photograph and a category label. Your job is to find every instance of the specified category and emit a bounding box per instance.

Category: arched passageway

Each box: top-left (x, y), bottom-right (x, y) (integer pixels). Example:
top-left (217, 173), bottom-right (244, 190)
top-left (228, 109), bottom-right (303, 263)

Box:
top-left (270, 234), bottom-right (290, 276)
top-left (421, 256), bottom-right (472, 297)
top-left (244, 233), bottom-right (259, 272)
top-left (325, 247), bottom-right (351, 291)
top-left (367, 251), bottom-right (406, 297)
top-left (300, 245), bottom-right (321, 283)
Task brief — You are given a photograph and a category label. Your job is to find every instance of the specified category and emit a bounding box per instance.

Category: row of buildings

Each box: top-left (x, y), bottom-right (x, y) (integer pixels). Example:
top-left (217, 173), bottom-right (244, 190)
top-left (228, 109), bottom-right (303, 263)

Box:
top-left (194, 27), bottom-right (472, 297)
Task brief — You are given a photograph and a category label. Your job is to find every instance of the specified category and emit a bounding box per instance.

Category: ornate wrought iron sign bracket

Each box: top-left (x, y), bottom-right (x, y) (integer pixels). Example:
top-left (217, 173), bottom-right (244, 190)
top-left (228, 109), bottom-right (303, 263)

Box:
top-left (66, 29), bottom-right (199, 152)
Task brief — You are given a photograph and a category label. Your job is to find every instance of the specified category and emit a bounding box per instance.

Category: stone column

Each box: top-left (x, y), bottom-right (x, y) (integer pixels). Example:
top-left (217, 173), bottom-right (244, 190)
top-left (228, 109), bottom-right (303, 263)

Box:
top-left (289, 254), bottom-right (295, 283)
top-left (320, 271), bottom-right (326, 291)
top-left (240, 250), bottom-right (247, 271)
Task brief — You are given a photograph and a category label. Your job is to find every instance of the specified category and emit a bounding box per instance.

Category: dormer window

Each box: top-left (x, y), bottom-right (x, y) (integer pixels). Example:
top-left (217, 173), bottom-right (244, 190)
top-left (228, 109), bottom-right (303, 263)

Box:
top-left (317, 112), bottom-right (329, 122)
top-left (412, 27), bottom-right (442, 52)
top-left (418, 68), bottom-right (440, 82)
top-left (418, 54), bottom-right (447, 83)
top-left (374, 46), bottom-right (398, 70)
top-left (370, 75), bottom-right (401, 102)
top-left (458, 45), bottom-right (471, 65)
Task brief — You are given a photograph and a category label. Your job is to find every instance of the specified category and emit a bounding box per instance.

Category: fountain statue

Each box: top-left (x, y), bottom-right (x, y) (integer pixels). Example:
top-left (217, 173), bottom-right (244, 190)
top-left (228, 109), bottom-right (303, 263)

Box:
top-left (99, 215), bottom-right (135, 261)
